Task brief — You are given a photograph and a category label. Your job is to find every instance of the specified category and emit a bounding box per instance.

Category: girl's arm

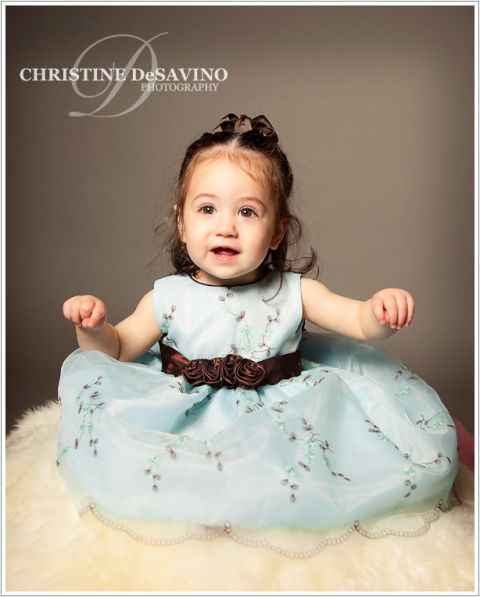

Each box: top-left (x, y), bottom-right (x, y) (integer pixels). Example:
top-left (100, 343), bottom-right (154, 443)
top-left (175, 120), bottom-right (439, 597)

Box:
top-left (63, 290), bottom-right (163, 362)
top-left (301, 278), bottom-right (415, 341)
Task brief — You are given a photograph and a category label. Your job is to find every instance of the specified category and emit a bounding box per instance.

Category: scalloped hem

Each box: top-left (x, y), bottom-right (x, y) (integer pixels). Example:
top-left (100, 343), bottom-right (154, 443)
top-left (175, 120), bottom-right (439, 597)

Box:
top-left (78, 485), bottom-right (462, 559)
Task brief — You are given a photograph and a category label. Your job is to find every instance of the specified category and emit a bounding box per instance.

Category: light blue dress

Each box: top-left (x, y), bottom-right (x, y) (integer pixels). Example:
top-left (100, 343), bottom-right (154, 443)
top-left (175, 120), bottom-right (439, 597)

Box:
top-left (57, 271), bottom-right (458, 532)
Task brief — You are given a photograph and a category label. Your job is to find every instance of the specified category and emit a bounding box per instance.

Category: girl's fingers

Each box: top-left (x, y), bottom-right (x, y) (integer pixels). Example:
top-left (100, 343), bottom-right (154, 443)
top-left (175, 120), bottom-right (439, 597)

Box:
top-left (396, 295), bottom-right (408, 328)
top-left (371, 297), bottom-right (386, 323)
top-left (87, 301), bottom-right (107, 328)
top-left (63, 298), bottom-right (82, 325)
top-left (385, 296), bottom-right (399, 328)
top-left (406, 293), bottom-right (415, 326)
top-left (72, 308), bottom-right (82, 325)
top-left (394, 292), bottom-right (415, 328)
top-left (79, 299), bottom-right (95, 320)
top-left (62, 300), bottom-right (72, 322)
top-left (372, 289), bottom-right (415, 330)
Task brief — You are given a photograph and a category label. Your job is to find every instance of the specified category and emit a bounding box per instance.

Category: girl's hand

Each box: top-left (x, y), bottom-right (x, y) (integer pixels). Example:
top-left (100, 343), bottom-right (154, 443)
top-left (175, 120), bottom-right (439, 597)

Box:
top-left (63, 295), bottom-right (107, 329)
top-left (370, 288), bottom-right (415, 330)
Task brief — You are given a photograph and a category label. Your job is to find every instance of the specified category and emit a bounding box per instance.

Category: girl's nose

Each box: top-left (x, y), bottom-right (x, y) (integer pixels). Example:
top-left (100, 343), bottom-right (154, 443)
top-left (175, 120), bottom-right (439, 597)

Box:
top-left (216, 214), bottom-right (238, 237)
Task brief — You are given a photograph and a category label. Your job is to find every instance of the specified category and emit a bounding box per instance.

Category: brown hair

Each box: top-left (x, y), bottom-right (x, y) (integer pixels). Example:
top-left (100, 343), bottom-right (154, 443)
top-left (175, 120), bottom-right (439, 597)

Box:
top-left (162, 113), bottom-right (317, 278)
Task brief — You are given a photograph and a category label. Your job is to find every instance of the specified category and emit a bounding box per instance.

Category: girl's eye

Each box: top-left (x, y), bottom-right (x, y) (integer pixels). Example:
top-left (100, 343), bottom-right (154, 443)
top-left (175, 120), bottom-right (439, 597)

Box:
top-left (199, 205), bottom-right (215, 215)
top-left (239, 207), bottom-right (257, 218)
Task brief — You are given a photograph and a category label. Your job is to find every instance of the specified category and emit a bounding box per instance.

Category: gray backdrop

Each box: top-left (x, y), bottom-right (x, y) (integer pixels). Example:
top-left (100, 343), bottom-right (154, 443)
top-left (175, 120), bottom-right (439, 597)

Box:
top-left (6, 5), bottom-right (474, 433)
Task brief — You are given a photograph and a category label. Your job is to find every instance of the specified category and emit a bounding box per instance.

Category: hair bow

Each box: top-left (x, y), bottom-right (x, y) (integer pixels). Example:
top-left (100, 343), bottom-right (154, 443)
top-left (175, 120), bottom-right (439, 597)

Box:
top-left (211, 113), bottom-right (276, 139)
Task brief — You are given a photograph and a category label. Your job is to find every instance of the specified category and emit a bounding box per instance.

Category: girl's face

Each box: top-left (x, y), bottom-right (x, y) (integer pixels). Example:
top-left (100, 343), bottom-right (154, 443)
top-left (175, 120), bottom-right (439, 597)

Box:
top-left (179, 157), bottom-right (285, 286)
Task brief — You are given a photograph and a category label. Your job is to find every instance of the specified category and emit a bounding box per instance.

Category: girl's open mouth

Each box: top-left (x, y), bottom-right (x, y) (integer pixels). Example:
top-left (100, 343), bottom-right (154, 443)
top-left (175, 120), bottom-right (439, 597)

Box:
top-left (211, 247), bottom-right (240, 257)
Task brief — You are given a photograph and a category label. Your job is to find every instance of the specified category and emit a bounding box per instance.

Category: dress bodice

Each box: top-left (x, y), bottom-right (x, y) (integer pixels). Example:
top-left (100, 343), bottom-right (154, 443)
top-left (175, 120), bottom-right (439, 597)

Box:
top-left (152, 271), bottom-right (304, 361)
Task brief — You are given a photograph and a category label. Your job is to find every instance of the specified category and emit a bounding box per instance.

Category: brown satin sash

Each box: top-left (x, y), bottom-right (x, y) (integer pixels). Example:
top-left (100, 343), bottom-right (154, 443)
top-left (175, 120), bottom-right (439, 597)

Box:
top-left (160, 342), bottom-right (302, 389)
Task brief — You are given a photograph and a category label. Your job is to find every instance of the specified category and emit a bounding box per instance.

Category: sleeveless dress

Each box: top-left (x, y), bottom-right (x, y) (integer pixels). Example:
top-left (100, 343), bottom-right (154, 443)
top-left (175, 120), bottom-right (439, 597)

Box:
top-left (57, 271), bottom-right (459, 537)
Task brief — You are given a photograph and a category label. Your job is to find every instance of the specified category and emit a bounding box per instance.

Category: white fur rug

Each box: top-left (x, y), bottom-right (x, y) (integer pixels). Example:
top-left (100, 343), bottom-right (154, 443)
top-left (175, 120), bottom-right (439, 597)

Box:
top-left (6, 400), bottom-right (476, 592)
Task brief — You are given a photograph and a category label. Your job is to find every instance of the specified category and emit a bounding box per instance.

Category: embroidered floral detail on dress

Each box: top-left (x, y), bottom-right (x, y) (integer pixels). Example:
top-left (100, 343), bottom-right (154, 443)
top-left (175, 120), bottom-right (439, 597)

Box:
top-left (273, 407), bottom-right (352, 503)
top-left (218, 291), bottom-right (254, 354)
top-left (144, 443), bottom-right (184, 491)
top-left (415, 411), bottom-right (457, 432)
top-left (304, 374), bottom-right (326, 388)
top-left (270, 400), bottom-right (288, 414)
top-left (205, 449), bottom-right (224, 471)
top-left (144, 462), bottom-right (162, 492)
top-left (160, 306), bottom-right (176, 333)
top-left (364, 418), bottom-right (400, 448)
top-left (217, 289), bottom-right (283, 358)
top-left (362, 418), bottom-right (454, 499)
top-left (297, 417), bottom-right (352, 481)
top-left (402, 449), bottom-right (452, 498)
top-left (256, 307), bottom-right (281, 357)
top-left (169, 380), bottom-right (187, 393)
top-left (57, 376), bottom-right (105, 466)
top-left (277, 369), bottom-right (328, 390)
top-left (239, 388), bottom-right (265, 414)
top-left (281, 466), bottom-right (300, 503)
top-left (144, 438), bottom-right (225, 492)
top-left (394, 363), bottom-right (419, 397)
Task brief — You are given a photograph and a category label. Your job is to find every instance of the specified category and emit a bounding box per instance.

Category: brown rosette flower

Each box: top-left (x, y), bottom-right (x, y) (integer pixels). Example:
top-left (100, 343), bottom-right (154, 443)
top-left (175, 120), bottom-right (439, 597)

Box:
top-left (235, 358), bottom-right (266, 388)
top-left (221, 354), bottom-right (243, 388)
top-left (183, 359), bottom-right (208, 387)
top-left (203, 357), bottom-right (223, 388)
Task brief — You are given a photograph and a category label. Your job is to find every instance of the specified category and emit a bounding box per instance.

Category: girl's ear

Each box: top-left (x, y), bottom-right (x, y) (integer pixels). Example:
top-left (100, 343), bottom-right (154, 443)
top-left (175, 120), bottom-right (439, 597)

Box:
top-left (270, 218), bottom-right (288, 250)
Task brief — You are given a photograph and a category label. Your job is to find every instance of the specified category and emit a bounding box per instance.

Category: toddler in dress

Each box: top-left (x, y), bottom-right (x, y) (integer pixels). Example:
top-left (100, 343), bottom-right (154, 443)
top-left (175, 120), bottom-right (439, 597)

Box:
top-left (58, 113), bottom-right (458, 536)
